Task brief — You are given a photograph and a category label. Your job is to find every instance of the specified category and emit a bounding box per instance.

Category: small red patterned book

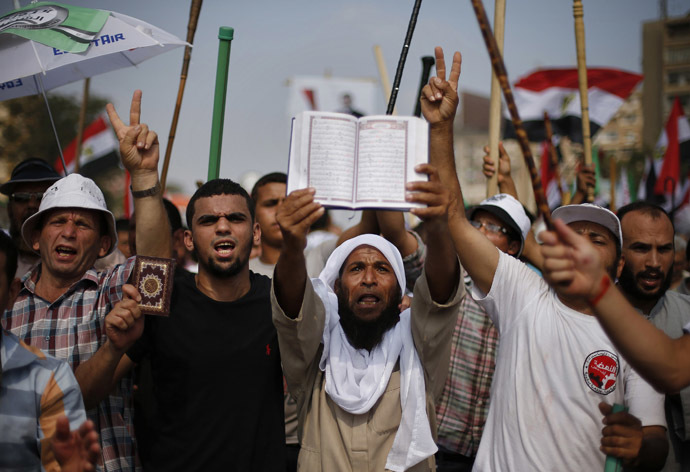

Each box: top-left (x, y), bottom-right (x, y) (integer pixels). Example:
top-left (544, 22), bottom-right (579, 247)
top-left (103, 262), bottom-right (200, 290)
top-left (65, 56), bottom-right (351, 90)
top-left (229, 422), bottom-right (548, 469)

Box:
top-left (129, 256), bottom-right (176, 316)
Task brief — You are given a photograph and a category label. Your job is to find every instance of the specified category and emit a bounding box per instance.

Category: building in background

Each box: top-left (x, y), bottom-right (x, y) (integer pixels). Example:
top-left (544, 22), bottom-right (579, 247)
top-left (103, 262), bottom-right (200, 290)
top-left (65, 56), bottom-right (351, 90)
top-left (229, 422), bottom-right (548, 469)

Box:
top-left (642, 14), bottom-right (690, 152)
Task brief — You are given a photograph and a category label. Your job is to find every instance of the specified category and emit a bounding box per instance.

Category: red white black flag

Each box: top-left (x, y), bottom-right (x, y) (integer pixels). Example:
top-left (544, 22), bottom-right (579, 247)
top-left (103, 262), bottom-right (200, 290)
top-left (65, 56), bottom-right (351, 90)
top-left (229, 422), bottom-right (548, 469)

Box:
top-left (504, 68), bottom-right (642, 143)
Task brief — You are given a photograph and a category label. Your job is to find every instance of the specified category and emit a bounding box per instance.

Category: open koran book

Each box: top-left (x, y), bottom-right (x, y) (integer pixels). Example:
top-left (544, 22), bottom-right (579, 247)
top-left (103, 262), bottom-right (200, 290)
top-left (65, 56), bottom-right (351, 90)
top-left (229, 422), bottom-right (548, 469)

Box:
top-left (287, 111), bottom-right (429, 210)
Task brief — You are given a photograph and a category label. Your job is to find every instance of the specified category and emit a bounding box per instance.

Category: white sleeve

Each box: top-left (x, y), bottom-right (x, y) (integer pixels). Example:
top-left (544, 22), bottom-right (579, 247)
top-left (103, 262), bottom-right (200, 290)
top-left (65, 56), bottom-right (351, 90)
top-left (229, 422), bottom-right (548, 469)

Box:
top-left (624, 364), bottom-right (667, 428)
top-left (469, 250), bottom-right (548, 334)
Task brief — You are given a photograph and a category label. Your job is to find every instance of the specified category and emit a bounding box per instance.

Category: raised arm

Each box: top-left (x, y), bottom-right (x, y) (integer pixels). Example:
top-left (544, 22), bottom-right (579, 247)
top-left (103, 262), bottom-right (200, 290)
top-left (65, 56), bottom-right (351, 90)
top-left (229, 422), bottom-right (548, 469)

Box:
top-left (482, 142), bottom-right (519, 199)
top-left (407, 164), bottom-right (458, 303)
top-left (74, 285), bottom-right (140, 408)
top-left (106, 91), bottom-right (171, 258)
top-left (540, 219), bottom-right (690, 393)
top-left (274, 188), bottom-right (324, 318)
top-left (419, 47), bottom-right (499, 294)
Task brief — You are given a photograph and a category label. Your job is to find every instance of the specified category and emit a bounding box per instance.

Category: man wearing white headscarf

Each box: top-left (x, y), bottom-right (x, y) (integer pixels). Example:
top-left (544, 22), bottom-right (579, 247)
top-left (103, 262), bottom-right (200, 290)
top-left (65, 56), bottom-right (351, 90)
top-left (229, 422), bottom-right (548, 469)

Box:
top-left (272, 162), bottom-right (462, 471)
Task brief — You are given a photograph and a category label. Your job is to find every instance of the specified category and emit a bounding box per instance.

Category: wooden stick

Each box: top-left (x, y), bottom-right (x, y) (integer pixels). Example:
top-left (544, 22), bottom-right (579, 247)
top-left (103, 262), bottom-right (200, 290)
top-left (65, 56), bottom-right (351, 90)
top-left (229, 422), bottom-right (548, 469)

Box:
top-left (609, 152), bottom-right (616, 212)
top-left (161, 0), bottom-right (203, 191)
top-left (470, 0), bottom-right (553, 228)
top-left (573, 0), bottom-right (593, 202)
top-left (543, 111), bottom-right (564, 203)
top-left (74, 78), bottom-right (90, 174)
top-left (486, 0), bottom-right (506, 198)
top-left (373, 45), bottom-right (397, 115)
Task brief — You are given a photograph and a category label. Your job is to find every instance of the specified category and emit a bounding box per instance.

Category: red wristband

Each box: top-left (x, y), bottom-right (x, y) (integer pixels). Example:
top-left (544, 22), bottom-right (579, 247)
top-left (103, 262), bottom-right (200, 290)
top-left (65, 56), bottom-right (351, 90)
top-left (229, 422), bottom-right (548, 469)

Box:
top-left (587, 275), bottom-right (611, 306)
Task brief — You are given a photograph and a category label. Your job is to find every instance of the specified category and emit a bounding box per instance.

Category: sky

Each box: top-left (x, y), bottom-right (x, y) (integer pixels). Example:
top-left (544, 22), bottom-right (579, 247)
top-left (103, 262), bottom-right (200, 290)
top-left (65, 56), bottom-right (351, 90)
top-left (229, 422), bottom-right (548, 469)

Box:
top-left (2, 0), bottom-right (688, 195)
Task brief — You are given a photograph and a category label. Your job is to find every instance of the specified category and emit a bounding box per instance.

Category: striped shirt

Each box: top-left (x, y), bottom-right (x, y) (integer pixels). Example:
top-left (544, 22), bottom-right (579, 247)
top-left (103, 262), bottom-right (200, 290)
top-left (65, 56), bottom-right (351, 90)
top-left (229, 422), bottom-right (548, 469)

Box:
top-left (435, 274), bottom-right (498, 457)
top-left (2, 258), bottom-right (139, 472)
top-left (0, 330), bottom-right (87, 471)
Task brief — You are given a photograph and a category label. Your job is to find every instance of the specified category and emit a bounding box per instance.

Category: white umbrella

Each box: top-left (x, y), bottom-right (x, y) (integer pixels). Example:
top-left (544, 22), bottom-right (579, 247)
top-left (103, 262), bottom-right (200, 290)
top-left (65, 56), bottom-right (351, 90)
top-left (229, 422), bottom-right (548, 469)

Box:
top-left (0, 10), bottom-right (189, 101)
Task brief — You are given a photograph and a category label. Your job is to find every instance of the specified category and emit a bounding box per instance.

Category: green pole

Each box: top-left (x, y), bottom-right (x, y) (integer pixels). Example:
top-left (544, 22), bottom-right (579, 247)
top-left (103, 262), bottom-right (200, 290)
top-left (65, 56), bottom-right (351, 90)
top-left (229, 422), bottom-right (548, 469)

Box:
top-left (208, 26), bottom-right (234, 181)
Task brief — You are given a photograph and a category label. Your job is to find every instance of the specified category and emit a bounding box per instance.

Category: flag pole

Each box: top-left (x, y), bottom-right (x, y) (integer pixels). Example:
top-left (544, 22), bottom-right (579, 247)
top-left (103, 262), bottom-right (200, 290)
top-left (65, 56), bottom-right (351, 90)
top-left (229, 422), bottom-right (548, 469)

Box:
top-left (386, 0), bottom-right (423, 115)
top-left (413, 56), bottom-right (435, 117)
top-left (373, 45), bottom-right (397, 115)
top-left (573, 0), bottom-right (594, 202)
top-left (486, 0), bottom-right (506, 198)
top-left (208, 26), bottom-right (234, 181)
top-left (609, 153), bottom-right (617, 212)
top-left (470, 0), bottom-right (554, 227)
top-left (543, 111), bottom-right (565, 204)
top-left (74, 78), bottom-right (90, 174)
top-left (161, 0), bottom-right (203, 191)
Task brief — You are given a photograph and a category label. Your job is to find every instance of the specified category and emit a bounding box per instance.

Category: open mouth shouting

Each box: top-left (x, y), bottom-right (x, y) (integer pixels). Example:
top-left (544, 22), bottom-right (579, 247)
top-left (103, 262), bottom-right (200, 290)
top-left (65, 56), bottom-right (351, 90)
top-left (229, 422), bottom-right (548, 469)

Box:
top-left (213, 239), bottom-right (237, 258)
top-left (637, 270), bottom-right (664, 292)
top-left (55, 245), bottom-right (77, 260)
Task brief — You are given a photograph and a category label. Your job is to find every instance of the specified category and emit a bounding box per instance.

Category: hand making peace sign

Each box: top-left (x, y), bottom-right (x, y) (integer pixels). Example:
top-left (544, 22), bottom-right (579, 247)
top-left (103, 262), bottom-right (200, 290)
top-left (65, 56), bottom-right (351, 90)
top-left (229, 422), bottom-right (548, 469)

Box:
top-left (420, 47), bottom-right (462, 126)
top-left (106, 90), bottom-right (159, 175)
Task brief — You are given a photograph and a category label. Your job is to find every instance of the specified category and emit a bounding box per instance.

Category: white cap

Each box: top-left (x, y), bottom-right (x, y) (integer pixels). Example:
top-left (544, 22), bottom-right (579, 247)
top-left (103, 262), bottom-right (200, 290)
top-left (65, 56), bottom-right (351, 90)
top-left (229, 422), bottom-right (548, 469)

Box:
top-left (470, 193), bottom-right (531, 257)
top-left (21, 174), bottom-right (117, 256)
top-left (552, 204), bottom-right (622, 246)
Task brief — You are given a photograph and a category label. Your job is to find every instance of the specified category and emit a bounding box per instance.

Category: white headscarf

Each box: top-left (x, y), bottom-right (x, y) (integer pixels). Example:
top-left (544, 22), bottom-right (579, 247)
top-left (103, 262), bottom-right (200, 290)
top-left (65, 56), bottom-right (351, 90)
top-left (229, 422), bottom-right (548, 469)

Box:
top-left (313, 234), bottom-right (436, 471)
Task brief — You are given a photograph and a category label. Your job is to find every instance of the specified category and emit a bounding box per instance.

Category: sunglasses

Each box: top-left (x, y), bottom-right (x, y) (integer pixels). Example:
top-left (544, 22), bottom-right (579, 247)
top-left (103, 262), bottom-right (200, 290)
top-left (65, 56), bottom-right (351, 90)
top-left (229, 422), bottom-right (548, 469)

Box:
top-left (470, 219), bottom-right (509, 235)
top-left (10, 192), bottom-right (44, 203)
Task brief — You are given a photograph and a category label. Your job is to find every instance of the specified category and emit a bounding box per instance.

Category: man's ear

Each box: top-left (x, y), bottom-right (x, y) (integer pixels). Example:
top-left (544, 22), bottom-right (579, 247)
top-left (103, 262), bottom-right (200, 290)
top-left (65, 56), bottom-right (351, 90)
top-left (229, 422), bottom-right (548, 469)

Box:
top-left (184, 229), bottom-right (195, 252)
top-left (616, 254), bottom-right (625, 280)
top-left (507, 240), bottom-right (520, 257)
top-left (253, 222), bottom-right (261, 246)
top-left (31, 230), bottom-right (41, 253)
top-left (97, 236), bottom-right (112, 258)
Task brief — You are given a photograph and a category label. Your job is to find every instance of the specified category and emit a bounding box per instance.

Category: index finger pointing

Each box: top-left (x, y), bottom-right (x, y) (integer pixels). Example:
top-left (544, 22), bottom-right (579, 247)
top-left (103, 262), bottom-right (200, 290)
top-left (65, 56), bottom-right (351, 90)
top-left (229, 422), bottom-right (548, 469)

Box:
top-left (129, 90), bottom-right (143, 126)
top-left (434, 46), bottom-right (446, 81)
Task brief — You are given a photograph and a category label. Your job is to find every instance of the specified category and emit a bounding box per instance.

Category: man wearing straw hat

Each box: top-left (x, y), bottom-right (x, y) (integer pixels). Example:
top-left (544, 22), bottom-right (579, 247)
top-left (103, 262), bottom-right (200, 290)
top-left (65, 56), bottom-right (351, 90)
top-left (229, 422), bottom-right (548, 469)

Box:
top-left (2, 91), bottom-right (170, 471)
top-left (425, 47), bottom-right (668, 471)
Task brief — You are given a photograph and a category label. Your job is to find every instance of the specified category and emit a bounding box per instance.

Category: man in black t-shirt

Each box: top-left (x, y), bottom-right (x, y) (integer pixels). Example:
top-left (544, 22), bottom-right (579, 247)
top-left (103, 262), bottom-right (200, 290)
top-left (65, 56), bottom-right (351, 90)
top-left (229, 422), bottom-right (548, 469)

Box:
top-left (78, 105), bottom-right (286, 469)
top-left (127, 179), bottom-right (285, 471)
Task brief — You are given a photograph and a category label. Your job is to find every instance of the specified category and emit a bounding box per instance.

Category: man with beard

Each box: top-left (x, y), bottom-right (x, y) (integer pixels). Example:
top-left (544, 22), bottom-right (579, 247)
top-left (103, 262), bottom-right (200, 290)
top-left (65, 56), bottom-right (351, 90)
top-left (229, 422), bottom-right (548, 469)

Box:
top-left (0, 158), bottom-right (61, 278)
top-left (617, 202), bottom-right (690, 471)
top-left (272, 158), bottom-right (462, 471)
top-left (92, 178), bottom-right (286, 471)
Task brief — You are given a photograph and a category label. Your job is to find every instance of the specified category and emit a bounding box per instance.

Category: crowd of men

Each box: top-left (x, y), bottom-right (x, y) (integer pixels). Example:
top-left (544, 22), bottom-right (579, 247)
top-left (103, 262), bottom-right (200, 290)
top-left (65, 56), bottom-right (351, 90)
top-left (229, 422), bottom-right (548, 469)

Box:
top-left (2, 47), bottom-right (690, 472)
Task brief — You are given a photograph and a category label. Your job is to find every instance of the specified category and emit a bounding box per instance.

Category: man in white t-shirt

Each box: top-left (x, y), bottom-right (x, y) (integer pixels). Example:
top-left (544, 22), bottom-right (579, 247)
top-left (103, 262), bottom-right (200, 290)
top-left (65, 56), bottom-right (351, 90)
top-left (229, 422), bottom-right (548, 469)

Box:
top-left (428, 46), bottom-right (668, 470)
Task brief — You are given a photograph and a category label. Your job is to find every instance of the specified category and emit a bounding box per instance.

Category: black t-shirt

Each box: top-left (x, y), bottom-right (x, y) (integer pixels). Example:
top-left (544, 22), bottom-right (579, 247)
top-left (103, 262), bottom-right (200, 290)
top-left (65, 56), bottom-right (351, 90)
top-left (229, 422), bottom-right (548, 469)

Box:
top-left (127, 270), bottom-right (286, 471)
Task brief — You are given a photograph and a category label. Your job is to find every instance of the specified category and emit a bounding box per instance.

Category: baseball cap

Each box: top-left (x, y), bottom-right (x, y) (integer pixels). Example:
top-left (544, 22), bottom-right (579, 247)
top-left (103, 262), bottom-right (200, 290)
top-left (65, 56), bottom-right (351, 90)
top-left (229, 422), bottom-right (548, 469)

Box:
top-left (0, 158), bottom-right (61, 196)
top-left (469, 193), bottom-right (531, 257)
top-left (21, 174), bottom-right (118, 256)
top-left (552, 204), bottom-right (622, 246)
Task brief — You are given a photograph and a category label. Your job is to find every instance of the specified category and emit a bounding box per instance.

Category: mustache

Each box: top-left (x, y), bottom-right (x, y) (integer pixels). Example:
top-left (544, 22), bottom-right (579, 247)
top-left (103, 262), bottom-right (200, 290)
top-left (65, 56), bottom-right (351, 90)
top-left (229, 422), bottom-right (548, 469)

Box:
top-left (636, 269), bottom-right (665, 279)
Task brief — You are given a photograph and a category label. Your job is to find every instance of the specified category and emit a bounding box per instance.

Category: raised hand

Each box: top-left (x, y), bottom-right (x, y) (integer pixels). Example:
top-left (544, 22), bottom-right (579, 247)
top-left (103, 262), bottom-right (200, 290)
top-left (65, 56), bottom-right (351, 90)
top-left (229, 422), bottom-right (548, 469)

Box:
top-left (106, 90), bottom-right (159, 175)
top-left (539, 219), bottom-right (607, 300)
top-left (52, 416), bottom-right (101, 472)
top-left (276, 188), bottom-right (324, 252)
top-left (104, 284), bottom-right (144, 354)
top-left (482, 142), bottom-right (511, 183)
top-left (406, 164), bottom-right (452, 224)
top-left (420, 47), bottom-right (462, 126)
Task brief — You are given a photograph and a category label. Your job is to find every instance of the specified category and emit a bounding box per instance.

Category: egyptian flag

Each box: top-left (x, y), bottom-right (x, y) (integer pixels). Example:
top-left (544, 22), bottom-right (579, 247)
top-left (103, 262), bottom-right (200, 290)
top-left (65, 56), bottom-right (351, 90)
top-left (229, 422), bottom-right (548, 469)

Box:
top-left (653, 98), bottom-right (690, 210)
top-left (504, 68), bottom-right (642, 143)
top-left (55, 114), bottom-right (120, 176)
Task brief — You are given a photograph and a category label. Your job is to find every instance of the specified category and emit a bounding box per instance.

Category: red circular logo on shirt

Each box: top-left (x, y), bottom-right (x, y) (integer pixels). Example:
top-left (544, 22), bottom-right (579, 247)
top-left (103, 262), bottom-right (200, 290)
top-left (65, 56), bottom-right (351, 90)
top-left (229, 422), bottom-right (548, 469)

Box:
top-left (583, 350), bottom-right (619, 395)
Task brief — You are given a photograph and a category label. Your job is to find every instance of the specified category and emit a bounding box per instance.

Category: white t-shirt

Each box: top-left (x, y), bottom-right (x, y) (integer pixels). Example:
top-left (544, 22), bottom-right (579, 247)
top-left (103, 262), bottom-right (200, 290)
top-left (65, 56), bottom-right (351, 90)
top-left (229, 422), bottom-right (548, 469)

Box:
top-left (471, 250), bottom-right (666, 472)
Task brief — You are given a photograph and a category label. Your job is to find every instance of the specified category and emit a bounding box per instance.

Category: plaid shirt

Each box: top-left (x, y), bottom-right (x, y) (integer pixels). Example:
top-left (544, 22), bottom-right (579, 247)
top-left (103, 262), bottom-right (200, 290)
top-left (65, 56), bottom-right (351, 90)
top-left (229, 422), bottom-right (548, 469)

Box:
top-left (435, 273), bottom-right (498, 457)
top-left (2, 258), bottom-right (140, 472)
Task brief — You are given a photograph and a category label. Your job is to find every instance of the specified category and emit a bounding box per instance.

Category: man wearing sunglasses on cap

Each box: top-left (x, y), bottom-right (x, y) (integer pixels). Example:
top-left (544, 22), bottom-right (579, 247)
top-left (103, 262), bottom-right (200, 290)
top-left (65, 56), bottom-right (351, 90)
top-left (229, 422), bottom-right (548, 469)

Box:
top-left (0, 158), bottom-right (61, 279)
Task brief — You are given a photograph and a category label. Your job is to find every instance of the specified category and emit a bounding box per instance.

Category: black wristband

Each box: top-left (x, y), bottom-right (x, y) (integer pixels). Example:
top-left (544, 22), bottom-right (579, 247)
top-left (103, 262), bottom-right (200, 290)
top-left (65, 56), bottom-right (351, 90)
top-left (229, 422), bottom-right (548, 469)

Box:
top-left (130, 181), bottom-right (161, 198)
